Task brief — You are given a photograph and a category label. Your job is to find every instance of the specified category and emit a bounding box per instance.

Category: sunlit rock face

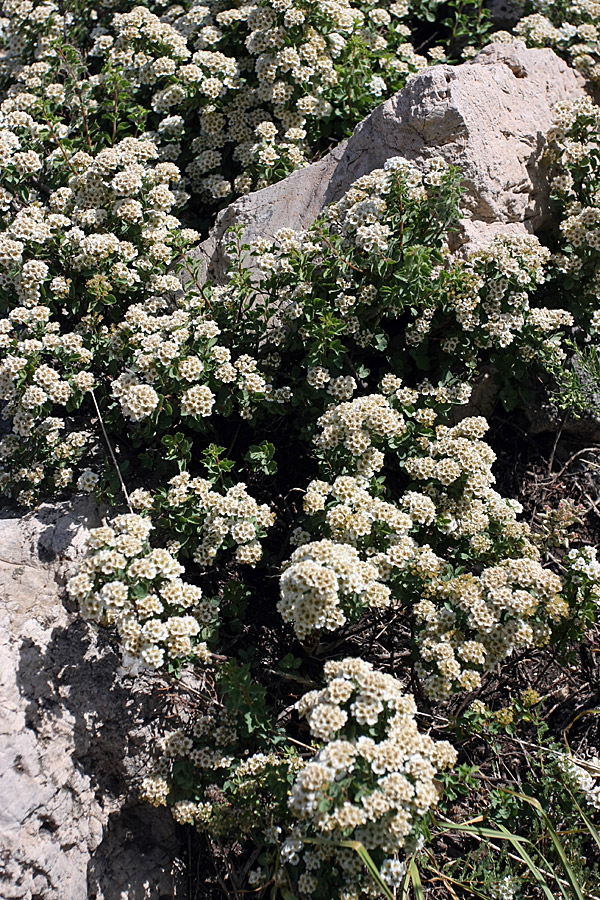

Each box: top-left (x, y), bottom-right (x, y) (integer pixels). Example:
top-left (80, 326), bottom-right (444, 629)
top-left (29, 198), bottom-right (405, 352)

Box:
top-left (193, 41), bottom-right (586, 283)
top-left (0, 500), bottom-right (182, 900)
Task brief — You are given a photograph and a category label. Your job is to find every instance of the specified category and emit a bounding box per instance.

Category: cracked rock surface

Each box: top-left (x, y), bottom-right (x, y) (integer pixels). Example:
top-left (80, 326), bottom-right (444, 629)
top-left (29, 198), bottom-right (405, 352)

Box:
top-left (194, 41), bottom-right (586, 282)
top-left (0, 499), bottom-right (184, 900)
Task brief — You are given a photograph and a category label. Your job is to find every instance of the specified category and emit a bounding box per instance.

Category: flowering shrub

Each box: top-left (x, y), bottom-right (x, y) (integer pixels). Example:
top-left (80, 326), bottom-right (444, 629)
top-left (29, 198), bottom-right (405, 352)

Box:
top-left (140, 671), bottom-right (302, 838)
top-left (512, 1), bottom-right (600, 86)
top-left (282, 658), bottom-right (457, 897)
top-left (67, 513), bottom-right (216, 668)
top-left (546, 96), bottom-right (600, 324)
top-left (0, 0), bottom-right (494, 214)
top-left (136, 472), bottom-right (276, 566)
top-left (559, 752), bottom-right (600, 811)
top-left (280, 390), bottom-right (600, 698)
top-left (2, 0), bottom-right (600, 896)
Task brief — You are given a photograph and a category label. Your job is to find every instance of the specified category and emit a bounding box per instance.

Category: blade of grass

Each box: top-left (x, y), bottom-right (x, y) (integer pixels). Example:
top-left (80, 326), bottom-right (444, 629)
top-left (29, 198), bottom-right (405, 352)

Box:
top-left (352, 841), bottom-right (395, 900)
top-left (532, 805), bottom-right (585, 900)
top-left (570, 792), bottom-right (600, 851)
top-left (422, 851), bottom-right (482, 900)
top-left (408, 858), bottom-right (425, 900)
top-left (434, 817), bottom-right (555, 900)
top-left (494, 823), bottom-right (558, 900)
top-left (500, 791), bottom-right (584, 900)
top-left (302, 838), bottom-right (394, 900)
top-left (401, 866), bottom-right (413, 900)
top-left (434, 817), bottom-right (530, 842)
top-left (563, 710), bottom-right (600, 756)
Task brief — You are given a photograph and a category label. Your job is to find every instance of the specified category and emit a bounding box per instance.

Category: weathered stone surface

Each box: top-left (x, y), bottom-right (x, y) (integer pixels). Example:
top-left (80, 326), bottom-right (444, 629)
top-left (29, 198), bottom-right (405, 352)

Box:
top-left (194, 41), bottom-right (586, 283)
top-left (0, 500), bottom-right (183, 900)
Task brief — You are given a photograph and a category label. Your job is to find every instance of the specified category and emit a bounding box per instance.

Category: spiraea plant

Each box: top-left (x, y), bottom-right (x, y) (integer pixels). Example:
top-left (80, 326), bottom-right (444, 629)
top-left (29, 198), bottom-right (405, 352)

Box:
top-left (2, 0), bottom-right (600, 897)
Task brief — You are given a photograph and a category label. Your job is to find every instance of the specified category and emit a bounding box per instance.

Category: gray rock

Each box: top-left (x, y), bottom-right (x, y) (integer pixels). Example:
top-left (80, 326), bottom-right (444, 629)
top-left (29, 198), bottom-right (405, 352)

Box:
top-left (0, 500), bottom-right (184, 900)
top-left (193, 41), bottom-right (586, 284)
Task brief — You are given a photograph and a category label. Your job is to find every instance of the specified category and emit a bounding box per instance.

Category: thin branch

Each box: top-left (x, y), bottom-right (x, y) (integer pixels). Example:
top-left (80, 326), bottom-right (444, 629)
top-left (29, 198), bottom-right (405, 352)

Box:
top-left (90, 388), bottom-right (133, 512)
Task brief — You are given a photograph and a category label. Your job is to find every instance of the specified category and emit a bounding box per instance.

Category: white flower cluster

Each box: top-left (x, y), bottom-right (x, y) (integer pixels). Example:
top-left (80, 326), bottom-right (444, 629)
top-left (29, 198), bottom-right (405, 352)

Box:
top-left (399, 414), bottom-right (533, 550)
top-left (514, 3), bottom-right (600, 85)
top-left (112, 303), bottom-right (290, 424)
top-left (325, 156), bottom-right (451, 256)
top-left (545, 96), bottom-right (600, 328)
top-left (159, 711), bottom-right (238, 776)
top-left (566, 545), bottom-right (600, 586)
top-left (285, 658), bottom-right (456, 894)
top-left (315, 393), bottom-right (407, 463)
top-left (310, 404), bottom-right (532, 556)
top-left (278, 538), bottom-right (389, 639)
top-left (413, 557), bottom-right (567, 698)
top-left (141, 708), bottom-right (301, 836)
top-left (558, 752), bottom-right (600, 810)
top-left (151, 472), bottom-right (276, 567)
top-left (282, 385), bottom-right (588, 698)
top-left (67, 514), bottom-right (213, 670)
top-left (458, 235), bottom-right (569, 362)
top-left (0, 117), bottom-right (203, 498)
top-left (490, 875), bottom-right (518, 900)
top-left (303, 474), bottom-right (412, 545)
top-left (82, 1), bottom-right (429, 201)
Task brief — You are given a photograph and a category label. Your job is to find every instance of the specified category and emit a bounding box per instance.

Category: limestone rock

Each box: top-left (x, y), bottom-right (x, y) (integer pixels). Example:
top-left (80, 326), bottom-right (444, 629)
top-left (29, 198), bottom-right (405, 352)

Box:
top-left (0, 500), bottom-right (183, 900)
top-left (194, 41), bottom-right (586, 283)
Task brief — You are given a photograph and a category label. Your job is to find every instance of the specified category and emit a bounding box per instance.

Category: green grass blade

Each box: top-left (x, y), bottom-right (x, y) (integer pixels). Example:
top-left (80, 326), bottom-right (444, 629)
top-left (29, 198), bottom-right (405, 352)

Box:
top-left (503, 791), bottom-right (585, 900)
top-left (433, 818), bottom-right (558, 900)
top-left (493, 823), bottom-right (557, 900)
top-left (401, 866), bottom-right (413, 900)
top-left (408, 859), bottom-right (425, 900)
top-left (535, 809), bottom-right (585, 900)
top-left (575, 799), bottom-right (600, 851)
top-left (335, 840), bottom-right (395, 900)
top-left (298, 837), bottom-right (395, 899)
top-left (355, 843), bottom-right (395, 900)
top-left (560, 779), bottom-right (600, 852)
top-left (434, 818), bottom-right (531, 842)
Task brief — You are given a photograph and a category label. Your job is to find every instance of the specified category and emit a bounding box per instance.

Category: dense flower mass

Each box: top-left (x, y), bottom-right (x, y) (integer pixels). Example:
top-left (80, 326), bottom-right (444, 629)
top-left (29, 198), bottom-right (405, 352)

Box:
top-left (279, 537), bottom-right (390, 638)
top-left (283, 659), bottom-right (457, 895)
top-left (67, 513), bottom-right (215, 669)
top-left (2, 0), bottom-right (600, 897)
top-left (150, 472), bottom-right (276, 567)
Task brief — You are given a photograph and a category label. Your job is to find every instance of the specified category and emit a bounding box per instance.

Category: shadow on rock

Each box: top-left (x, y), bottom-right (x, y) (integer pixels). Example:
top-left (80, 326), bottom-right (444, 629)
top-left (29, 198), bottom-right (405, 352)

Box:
top-left (16, 617), bottom-right (184, 899)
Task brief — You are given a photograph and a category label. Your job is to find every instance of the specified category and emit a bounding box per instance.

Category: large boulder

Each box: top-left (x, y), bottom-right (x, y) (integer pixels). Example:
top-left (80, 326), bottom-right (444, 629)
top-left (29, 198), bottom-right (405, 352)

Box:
top-left (0, 500), bottom-right (182, 900)
top-left (194, 41), bottom-right (586, 283)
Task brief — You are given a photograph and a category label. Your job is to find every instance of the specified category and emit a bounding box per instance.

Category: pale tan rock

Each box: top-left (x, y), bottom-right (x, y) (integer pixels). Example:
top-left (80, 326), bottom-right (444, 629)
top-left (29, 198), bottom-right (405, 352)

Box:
top-left (0, 500), bottom-right (182, 900)
top-left (194, 41), bottom-right (586, 282)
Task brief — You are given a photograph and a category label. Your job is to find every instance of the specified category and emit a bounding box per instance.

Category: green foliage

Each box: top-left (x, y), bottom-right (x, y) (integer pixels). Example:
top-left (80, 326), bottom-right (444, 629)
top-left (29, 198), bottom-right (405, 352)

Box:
top-left (245, 441), bottom-right (278, 476)
top-left (2, 0), bottom-right (600, 898)
top-left (201, 443), bottom-right (236, 485)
